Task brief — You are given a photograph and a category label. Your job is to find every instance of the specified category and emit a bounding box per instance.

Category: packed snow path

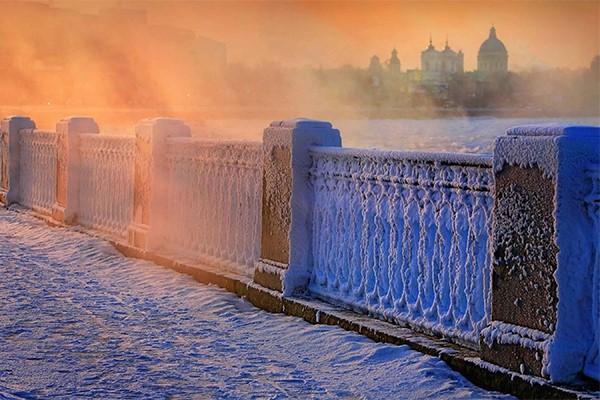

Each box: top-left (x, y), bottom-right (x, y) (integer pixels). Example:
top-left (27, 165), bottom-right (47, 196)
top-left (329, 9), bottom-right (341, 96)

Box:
top-left (0, 209), bottom-right (513, 399)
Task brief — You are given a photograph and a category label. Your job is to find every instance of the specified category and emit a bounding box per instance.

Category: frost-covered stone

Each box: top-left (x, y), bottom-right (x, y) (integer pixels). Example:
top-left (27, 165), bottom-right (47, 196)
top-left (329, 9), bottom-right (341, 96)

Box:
top-left (483, 124), bottom-right (600, 383)
top-left (254, 118), bottom-right (341, 295)
top-left (165, 138), bottom-right (262, 276)
top-left (19, 129), bottom-right (57, 215)
top-left (79, 134), bottom-right (135, 238)
top-left (0, 116), bottom-right (36, 205)
top-left (128, 118), bottom-right (191, 250)
top-left (308, 147), bottom-right (494, 347)
top-left (52, 116), bottom-right (99, 223)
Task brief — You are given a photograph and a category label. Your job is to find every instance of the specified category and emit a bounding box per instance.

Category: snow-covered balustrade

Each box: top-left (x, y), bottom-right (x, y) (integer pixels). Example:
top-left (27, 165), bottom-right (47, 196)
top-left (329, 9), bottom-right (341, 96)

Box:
top-left (18, 129), bottom-right (58, 215)
top-left (308, 148), bottom-right (493, 347)
top-left (3, 114), bottom-right (599, 386)
top-left (253, 118), bottom-right (599, 384)
top-left (79, 135), bottom-right (135, 237)
top-left (165, 138), bottom-right (262, 275)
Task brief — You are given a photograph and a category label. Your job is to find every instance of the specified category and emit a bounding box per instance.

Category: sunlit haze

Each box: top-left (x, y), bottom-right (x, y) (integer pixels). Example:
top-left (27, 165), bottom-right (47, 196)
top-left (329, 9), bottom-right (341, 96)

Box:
top-left (1, 0), bottom-right (598, 131)
top-left (52, 0), bottom-right (599, 70)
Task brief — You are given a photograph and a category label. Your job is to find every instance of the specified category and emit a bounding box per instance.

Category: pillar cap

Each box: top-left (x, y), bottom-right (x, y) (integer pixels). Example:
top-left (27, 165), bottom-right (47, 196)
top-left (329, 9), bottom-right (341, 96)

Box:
top-left (58, 116), bottom-right (96, 122)
top-left (139, 117), bottom-right (186, 125)
top-left (269, 118), bottom-right (333, 129)
top-left (506, 124), bottom-right (600, 138)
top-left (2, 116), bottom-right (34, 122)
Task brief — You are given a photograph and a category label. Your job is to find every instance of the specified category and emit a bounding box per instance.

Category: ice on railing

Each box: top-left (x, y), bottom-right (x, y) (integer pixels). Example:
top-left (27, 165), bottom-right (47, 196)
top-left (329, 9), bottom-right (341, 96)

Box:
top-left (79, 135), bottom-right (135, 238)
top-left (165, 138), bottom-right (262, 276)
top-left (583, 163), bottom-right (600, 381)
top-left (19, 129), bottom-right (57, 214)
top-left (0, 133), bottom-right (5, 192)
top-left (308, 147), bottom-right (494, 347)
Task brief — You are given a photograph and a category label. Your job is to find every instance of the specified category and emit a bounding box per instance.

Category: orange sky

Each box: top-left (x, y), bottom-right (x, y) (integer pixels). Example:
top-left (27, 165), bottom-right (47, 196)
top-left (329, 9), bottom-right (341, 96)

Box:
top-left (52, 0), bottom-right (600, 71)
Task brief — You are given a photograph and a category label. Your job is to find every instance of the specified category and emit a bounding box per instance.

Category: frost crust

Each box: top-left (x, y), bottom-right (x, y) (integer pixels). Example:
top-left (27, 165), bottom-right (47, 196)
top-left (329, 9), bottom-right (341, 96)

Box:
top-left (493, 124), bottom-right (600, 383)
top-left (19, 129), bottom-right (57, 215)
top-left (308, 147), bottom-right (493, 346)
top-left (79, 134), bottom-right (135, 238)
top-left (164, 138), bottom-right (263, 276)
top-left (481, 321), bottom-right (551, 351)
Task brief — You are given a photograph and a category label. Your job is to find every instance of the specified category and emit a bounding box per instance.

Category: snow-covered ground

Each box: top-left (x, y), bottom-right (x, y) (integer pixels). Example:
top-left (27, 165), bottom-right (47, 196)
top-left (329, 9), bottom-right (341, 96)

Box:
top-left (0, 208), bottom-right (514, 399)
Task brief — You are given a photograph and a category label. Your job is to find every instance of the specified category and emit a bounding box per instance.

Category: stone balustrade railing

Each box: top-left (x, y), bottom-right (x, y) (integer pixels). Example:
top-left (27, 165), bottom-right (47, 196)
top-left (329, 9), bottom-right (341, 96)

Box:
top-left (79, 134), bottom-right (135, 237)
top-left (308, 147), bottom-right (493, 347)
top-left (0, 115), bottom-right (598, 385)
top-left (165, 138), bottom-right (262, 275)
top-left (19, 129), bottom-right (57, 215)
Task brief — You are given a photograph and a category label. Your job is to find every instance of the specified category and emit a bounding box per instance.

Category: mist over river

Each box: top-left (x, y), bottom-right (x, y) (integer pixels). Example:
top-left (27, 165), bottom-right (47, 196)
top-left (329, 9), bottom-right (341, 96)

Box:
top-left (1, 105), bottom-right (597, 154)
top-left (197, 116), bottom-right (600, 154)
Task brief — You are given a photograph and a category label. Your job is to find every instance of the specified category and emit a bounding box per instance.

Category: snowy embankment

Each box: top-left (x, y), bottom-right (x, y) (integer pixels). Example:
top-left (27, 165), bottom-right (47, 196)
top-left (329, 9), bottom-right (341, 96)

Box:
top-left (0, 209), bottom-right (513, 399)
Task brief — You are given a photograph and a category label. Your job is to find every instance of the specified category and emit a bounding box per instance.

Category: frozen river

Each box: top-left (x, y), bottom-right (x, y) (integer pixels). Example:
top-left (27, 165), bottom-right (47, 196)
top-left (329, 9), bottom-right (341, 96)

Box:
top-left (196, 116), bottom-right (600, 153)
top-left (4, 105), bottom-right (597, 154)
top-left (0, 209), bottom-right (514, 399)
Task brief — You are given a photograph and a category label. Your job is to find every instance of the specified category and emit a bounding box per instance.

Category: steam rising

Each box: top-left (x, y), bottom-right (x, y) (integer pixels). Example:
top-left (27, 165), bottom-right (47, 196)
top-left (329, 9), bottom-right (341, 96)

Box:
top-left (0, 2), bottom-right (225, 128)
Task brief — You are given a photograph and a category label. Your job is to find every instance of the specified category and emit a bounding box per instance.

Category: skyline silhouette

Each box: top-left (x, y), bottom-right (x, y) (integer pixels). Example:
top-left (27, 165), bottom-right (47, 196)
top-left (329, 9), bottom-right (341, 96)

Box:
top-left (47, 0), bottom-right (600, 71)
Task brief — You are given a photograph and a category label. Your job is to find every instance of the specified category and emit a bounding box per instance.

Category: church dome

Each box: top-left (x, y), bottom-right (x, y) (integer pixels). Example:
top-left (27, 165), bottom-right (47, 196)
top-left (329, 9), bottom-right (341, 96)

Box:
top-left (479, 27), bottom-right (507, 54)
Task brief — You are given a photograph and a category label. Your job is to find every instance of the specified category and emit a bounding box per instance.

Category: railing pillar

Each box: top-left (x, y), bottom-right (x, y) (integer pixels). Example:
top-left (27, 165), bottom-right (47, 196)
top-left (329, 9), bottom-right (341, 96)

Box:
top-left (52, 117), bottom-right (99, 224)
top-left (481, 124), bottom-right (600, 383)
top-left (0, 116), bottom-right (35, 205)
top-left (253, 118), bottom-right (341, 295)
top-left (128, 118), bottom-right (191, 251)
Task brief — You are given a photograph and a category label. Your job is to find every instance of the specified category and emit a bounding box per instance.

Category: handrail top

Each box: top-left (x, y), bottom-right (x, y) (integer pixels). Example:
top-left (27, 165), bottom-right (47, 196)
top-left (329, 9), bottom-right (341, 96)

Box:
top-left (167, 137), bottom-right (261, 147)
top-left (21, 128), bottom-right (57, 135)
top-left (310, 146), bottom-right (492, 167)
top-left (80, 133), bottom-right (133, 141)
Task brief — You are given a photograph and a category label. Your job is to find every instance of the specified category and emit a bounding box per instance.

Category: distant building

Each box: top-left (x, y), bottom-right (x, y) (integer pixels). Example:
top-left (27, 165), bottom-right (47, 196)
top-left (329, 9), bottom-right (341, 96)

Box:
top-left (477, 26), bottom-right (508, 75)
top-left (365, 27), bottom-right (512, 101)
top-left (421, 38), bottom-right (464, 85)
top-left (388, 48), bottom-right (401, 78)
top-left (368, 55), bottom-right (384, 86)
top-left (406, 69), bottom-right (422, 84)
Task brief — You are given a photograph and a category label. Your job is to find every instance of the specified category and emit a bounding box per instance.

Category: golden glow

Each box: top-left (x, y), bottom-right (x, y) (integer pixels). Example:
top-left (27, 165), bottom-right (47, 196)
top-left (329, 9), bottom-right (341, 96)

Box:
top-left (46, 1), bottom-right (600, 70)
top-left (88, 0), bottom-right (600, 71)
top-left (0, 1), bottom-right (597, 127)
